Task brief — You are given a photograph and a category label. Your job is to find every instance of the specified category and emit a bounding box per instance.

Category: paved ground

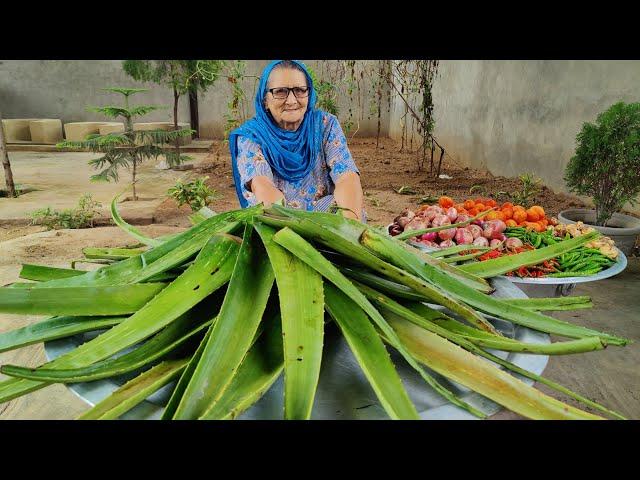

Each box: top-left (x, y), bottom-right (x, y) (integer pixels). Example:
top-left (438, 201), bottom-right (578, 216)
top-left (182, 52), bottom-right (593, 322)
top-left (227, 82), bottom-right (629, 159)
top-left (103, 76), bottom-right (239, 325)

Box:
top-left (0, 151), bottom-right (209, 224)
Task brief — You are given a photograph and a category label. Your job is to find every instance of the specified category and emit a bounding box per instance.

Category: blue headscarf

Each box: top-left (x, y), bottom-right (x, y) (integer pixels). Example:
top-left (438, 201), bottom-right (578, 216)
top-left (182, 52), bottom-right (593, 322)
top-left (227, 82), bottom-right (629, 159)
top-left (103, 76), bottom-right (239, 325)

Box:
top-left (229, 60), bottom-right (324, 208)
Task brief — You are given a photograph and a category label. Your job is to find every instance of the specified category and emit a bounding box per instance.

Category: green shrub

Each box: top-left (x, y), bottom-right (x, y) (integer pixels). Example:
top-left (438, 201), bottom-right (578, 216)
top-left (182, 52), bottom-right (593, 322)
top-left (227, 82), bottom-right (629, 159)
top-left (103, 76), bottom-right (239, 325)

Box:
top-left (167, 176), bottom-right (219, 212)
top-left (31, 194), bottom-right (102, 230)
top-left (510, 173), bottom-right (542, 208)
top-left (564, 101), bottom-right (640, 226)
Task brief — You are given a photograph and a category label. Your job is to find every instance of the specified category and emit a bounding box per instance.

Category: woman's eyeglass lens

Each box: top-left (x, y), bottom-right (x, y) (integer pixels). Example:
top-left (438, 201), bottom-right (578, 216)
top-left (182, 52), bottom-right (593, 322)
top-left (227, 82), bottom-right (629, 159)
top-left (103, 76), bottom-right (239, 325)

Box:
top-left (269, 87), bottom-right (310, 100)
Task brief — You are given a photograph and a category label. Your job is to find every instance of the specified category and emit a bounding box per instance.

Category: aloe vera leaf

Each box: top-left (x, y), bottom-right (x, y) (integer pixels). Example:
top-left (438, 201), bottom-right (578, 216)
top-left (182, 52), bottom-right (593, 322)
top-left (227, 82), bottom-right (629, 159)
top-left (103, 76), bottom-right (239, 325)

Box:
top-left (268, 205), bottom-right (493, 293)
top-left (82, 247), bottom-right (147, 260)
top-left (110, 194), bottom-right (162, 247)
top-left (173, 224), bottom-right (276, 420)
top-left (189, 206), bottom-right (217, 225)
top-left (77, 359), bottom-right (189, 420)
top-left (0, 234), bottom-right (239, 405)
top-left (359, 228), bottom-right (628, 345)
top-left (398, 300), bottom-right (606, 355)
top-left (340, 266), bottom-right (428, 302)
top-left (399, 242), bottom-right (494, 294)
top-left (458, 231), bottom-right (600, 278)
top-left (323, 283), bottom-right (419, 420)
top-left (29, 206), bottom-right (259, 289)
top-left (384, 313), bottom-right (603, 419)
top-left (429, 244), bottom-right (490, 258)
top-left (358, 230), bottom-right (500, 335)
top-left (272, 227), bottom-right (486, 419)
top-left (0, 283), bottom-right (167, 316)
top-left (442, 251), bottom-right (489, 263)
top-left (258, 213), bottom-right (496, 336)
top-left (394, 208), bottom-right (495, 241)
top-left (162, 326), bottom-right (212, 420)
top-left (501, 297), bottom-right (593, 311)
top-left (199, 312), bottom-right (284, 420)
top-left (0, 316), bottom-right (124, 353)
top-left (365, 282), bottom-right (618, 421)
top-left (19, 264), bottom-right (85, 281)
top-left (254, 222), bottom-right (324, 420)
top-left (1, 312), bottom-right (213, 383)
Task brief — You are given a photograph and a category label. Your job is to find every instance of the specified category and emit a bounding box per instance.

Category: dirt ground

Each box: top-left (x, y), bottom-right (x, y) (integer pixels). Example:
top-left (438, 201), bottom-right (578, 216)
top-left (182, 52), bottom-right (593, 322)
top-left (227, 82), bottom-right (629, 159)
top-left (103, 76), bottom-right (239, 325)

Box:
top-left (153, 137), bottom-right (634, 228)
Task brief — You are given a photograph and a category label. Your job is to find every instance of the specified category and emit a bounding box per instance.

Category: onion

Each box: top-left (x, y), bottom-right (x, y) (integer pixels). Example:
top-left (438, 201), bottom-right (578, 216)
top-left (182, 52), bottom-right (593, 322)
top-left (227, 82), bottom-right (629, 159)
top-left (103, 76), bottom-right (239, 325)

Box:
top-left (431, 214), bottom-right (451, 227)
top-left (438, 227), bottom-right (457, 241)
top-left (397, 216), bottom-right (413, 229)
top-left (405, 217), bottom-right (429, 231)
top-left (486, 219), bottom-right (507, 234)
top-left (492, 232), bottom-right (507, 241)
top-left (446, 207), bottom-right (458, 222)
top-left (455, 214), bottom-right (472, 224)
top-left (490, 239), bottom-right (503, 249)
top-left (454, 228), bottom-right (474, 245)
top-left (420, 240), bottom-right (440, 249)
top-left (439, 239), bottom-right (455, 248)
top-left (466, 224), bottom-right (483, 239)
top-left (472, 236), bottom-right (489, 247)
top-left (482, 224), bottom-right (495, 239)
top-left (505, 237), bottom-right (523, 249)
top-left (421, 232), bottom-right (438, 242)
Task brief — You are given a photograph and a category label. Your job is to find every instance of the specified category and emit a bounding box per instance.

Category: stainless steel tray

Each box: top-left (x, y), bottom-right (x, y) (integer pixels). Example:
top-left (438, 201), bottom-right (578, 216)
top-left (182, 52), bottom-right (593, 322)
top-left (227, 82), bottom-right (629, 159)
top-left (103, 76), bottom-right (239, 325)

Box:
top-left (45, 277), bottom-right (548, 420)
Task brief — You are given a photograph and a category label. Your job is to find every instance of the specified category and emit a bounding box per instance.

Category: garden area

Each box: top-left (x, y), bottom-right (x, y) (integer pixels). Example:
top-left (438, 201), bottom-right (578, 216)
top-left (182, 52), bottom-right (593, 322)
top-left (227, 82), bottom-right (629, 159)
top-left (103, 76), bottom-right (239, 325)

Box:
top-left (0, 60), bottom-right (639, 421)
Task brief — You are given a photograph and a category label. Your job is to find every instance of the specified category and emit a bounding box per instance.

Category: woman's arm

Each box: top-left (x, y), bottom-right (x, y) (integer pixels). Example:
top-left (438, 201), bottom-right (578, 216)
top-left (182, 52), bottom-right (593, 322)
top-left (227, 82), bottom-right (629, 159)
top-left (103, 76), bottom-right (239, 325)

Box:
top-left (251, 175), bottom-right (286, 207)
top-left (333, 171), bottom-right (364, 221)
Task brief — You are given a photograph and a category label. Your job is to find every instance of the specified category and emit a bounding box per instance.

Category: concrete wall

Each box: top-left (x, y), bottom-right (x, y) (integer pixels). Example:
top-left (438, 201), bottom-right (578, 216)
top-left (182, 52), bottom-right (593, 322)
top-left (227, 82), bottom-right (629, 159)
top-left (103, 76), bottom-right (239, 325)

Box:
top-left (389, 60), bottom-right (640, 213)
top-left (0, 60), bottom-right (189, 128)
top-left (198, 60), bottom-right (388, 139)
top-left (1, 60), bottom-right (386, 140)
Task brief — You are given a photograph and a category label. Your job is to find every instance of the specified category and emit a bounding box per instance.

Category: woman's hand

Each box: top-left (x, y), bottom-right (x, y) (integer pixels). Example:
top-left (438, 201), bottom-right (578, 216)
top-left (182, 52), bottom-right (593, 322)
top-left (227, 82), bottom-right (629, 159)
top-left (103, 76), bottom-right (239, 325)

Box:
top-left (334, 171), bottom-right (364, 221)
top-left (250, 176), bottom-right (286, 207)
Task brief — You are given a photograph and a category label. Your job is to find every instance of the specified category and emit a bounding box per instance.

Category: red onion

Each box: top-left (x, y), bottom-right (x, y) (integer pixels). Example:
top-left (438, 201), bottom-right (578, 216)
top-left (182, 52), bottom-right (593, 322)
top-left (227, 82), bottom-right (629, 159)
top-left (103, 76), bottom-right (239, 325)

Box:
top-left (421, 232), bottom-right (438, 242)
top-left (439, 239), bottom-right (456, 248)
top-left (431, 214), bottom-right (451, 227)
top-left (446, 207), bottom-right (458, 222)
top-left (485, 219), bottom-right (507, 234)
top-left (492, 232), bottom-right (507, 241)
top-left (405, 217), bottom-right (429, 231)
top-left (482, 224), bottom-right (495, 239)
top-left (490, 239), bottom-right (503, 249)
top-left (454, 228), bottom-right (474, 245)
top-left (420, 240), bottom-right (440, 249)
top-left (455, 214), bottom-right (472, 224)
top-left (505, 237), bottom-right (523, 249)
top-left (472, 236), bottom-right (489, 247)
top-left (438, 227), bottom-right (457, 241)
top-left (466, 224), bottom-right (483, 239)
top-left (397, 217), bottom-right (413, 229)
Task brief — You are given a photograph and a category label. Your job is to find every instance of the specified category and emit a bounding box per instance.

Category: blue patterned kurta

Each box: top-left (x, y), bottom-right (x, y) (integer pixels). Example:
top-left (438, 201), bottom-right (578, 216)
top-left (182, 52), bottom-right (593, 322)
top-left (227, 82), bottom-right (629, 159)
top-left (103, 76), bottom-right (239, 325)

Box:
top-left (235, 112), bottom-right (361, 213)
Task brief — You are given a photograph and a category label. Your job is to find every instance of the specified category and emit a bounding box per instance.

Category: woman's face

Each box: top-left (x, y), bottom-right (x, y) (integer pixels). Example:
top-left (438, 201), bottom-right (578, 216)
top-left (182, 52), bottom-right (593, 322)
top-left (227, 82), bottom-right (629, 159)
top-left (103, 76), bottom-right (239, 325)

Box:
top-left (265, 67), bottom-right (309, 131)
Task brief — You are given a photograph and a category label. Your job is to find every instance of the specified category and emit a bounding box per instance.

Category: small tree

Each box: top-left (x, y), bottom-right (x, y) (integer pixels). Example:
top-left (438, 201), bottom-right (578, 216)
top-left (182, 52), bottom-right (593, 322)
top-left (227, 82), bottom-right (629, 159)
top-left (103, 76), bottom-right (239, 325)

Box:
top-left (122, 60), bottom-right (224, 139)
top-left (0, 111), bottom-right (17, 198)
top-left (57, 87), bottom-right (193, 201)
top-left (564, 101), bottom-right (640, 226)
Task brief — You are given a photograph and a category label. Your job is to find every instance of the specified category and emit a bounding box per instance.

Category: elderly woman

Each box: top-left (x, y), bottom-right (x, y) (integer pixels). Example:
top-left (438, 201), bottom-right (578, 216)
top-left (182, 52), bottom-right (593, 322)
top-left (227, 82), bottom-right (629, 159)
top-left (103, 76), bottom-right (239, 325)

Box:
top-left (229, 60), bottom-right (365, 221)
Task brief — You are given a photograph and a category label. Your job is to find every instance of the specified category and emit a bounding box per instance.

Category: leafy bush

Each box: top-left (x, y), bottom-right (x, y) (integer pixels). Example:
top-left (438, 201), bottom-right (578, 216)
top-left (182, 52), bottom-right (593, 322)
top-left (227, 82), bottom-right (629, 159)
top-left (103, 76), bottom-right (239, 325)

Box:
top-left (31, 194), bottom-right (102, 230)
top-left (564, 101), bottom-right (640, 226)
top-left (510, 173), bottom-right (542, 208)
top-left (168, 176), bottom-right (219, 212)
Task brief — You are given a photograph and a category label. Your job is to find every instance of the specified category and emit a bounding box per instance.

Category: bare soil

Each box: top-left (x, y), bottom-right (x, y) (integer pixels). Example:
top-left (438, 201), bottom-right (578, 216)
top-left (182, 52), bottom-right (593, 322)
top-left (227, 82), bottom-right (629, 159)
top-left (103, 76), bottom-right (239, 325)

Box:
top-left (152, 137), bottom-right (611, 228)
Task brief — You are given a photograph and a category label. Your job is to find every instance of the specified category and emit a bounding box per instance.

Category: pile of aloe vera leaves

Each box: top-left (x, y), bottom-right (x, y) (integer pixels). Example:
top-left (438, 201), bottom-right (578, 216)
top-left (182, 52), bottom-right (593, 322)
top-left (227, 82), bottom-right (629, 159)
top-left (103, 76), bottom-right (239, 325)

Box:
top-left (0, 199), bottom-right (631, 420)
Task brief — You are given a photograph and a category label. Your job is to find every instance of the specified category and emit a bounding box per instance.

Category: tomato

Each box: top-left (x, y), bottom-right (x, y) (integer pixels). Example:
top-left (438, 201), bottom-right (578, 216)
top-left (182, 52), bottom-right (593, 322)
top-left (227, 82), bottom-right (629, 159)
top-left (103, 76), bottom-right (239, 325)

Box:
top-left (505, 219), bottom-right (518, 227)
top-left (531, 205), bottom-right (545, 218)
top-left (463, 199), bottom-right (475, 210)
top-left (438, 196), bottom-right (454, 208)
top-left (526, 208), bottom-right (540, 222)
top-left (501, 207), bottom-right (514, 220)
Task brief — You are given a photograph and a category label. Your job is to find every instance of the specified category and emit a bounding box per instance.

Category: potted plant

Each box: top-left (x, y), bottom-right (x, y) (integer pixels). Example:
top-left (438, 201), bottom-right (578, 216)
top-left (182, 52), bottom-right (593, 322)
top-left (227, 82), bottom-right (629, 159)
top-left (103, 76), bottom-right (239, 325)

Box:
top-left (559, 101), bottom-right (640, 255)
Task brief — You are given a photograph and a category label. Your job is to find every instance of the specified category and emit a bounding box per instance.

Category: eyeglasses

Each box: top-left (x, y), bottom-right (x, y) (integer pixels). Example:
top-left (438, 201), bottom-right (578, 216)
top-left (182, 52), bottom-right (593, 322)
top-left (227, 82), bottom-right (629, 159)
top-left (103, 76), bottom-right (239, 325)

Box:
top-left (268, 86), bottom-right (310, 100)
